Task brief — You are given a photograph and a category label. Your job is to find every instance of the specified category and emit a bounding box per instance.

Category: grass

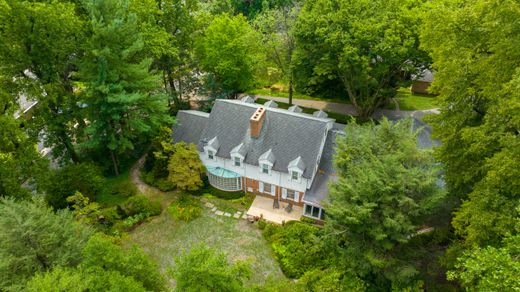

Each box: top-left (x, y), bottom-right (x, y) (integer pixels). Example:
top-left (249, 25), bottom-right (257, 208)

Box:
top-left (247, 83), bottom-right (350, 105)
top-left (256, 97), bottom-right (354, 124)
top-left (125, 195), bottom-right (285, 289)
top-left (96, 171), bottom-right (132, 206)
top-left (393, 88), bottom-right (439, 111)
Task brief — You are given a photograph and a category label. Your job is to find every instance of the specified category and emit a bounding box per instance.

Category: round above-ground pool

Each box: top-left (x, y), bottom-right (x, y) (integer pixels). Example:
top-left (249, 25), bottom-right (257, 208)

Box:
top-left (206, 166), bottom-right (242, 191)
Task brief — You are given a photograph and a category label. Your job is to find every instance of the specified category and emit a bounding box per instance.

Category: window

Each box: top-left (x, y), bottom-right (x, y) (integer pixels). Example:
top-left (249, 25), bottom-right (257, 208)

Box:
top-left (287, 189), bottom-right (295, 200)
top-left (234, 157), bottom-right (241, 167)
top-left (208, 172), bottom-right (241, 191)
top-left (291, 171), bottom-right (299, 180)
top-left (262, 164), bottom-right (269, 174)
top-left (263, 182), bottom-right (274, 195)
top-left (304, 204), bottom-right (324, 220)
top-left (208, 150), bottom-right (214, 160)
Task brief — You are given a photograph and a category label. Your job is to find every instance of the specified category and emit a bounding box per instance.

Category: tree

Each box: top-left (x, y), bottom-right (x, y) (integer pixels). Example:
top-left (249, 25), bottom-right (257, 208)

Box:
top-left (167, 142), bottom-right (205, 191)
top-left (254, 4), bottom-right (300, 104)
top-left (26, 266), bottom-right (147, 292)
top-left (172, 244), bottom-right (251, 292)
top-left (293, 0), bottom-right (428, 119)
top-left (447, 234), bottom-right (520, 291)
top-left (80, 0), bottom-right (172, 176)
top-left (81, 234), bottom-right (165, 291)
top-left (0, 198), bottom-right (91, 290)
top-left (130, 0), bottom-right (200, 110)
top-left (44, 162), bottom-right (105, 209)
top-left (196, 14), bottom-right (264, 97)
top-left (421, 0), bottom-right (520, 249)
top-left (0, 114), bottom-right (48, 199)
top-left (326, 118), bottom-right (444, 288)
top-left (0, 0), bottom-right (86, 163)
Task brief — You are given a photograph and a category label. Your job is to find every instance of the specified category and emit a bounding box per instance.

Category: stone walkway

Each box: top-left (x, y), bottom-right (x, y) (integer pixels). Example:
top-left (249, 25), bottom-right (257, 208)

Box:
top-left (203, 201), bottom-right (248, 220)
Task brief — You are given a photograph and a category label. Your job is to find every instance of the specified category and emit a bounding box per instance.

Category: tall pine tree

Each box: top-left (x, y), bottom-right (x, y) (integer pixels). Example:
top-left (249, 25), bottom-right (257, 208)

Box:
top-left (80, 0), bottom-right (172, 175)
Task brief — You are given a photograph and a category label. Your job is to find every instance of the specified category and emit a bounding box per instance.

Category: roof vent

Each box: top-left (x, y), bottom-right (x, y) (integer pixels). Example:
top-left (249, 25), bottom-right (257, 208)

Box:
top-left (250, 107), bottom-right (266, 138)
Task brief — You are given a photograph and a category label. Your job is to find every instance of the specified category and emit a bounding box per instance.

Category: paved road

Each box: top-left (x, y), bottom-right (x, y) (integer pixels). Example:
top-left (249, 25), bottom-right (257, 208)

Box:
top-left (248, 94), bottom-right (439, 121)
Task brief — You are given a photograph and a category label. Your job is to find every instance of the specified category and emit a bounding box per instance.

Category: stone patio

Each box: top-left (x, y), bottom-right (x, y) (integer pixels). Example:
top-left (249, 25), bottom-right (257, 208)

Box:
top-left (246, 196), bottom-right (302, 224)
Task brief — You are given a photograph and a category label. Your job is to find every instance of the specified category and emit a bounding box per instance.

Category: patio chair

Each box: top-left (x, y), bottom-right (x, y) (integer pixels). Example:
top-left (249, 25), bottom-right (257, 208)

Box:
top-left (273, 198), bottom-right (280, 209)
top-left (285, 202), bottom-right (293, 213)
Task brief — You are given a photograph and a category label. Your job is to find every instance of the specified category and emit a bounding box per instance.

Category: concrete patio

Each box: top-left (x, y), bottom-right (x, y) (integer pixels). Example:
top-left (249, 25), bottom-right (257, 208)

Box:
top-left (247, 196), bottom-right (302, 224)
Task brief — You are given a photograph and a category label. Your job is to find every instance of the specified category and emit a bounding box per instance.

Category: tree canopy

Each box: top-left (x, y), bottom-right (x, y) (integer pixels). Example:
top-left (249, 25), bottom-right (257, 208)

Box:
top-left (293, 0), bottom-right (428, 118)
top-left (326, 118), bottom-right (444, 288)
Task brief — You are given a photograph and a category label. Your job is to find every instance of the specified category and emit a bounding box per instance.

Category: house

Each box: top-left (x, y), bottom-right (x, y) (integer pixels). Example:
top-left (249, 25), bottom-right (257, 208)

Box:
top-left (411, 69), bottom-right (434, 95)
top-left (172, 97), bottom-right (345, 223)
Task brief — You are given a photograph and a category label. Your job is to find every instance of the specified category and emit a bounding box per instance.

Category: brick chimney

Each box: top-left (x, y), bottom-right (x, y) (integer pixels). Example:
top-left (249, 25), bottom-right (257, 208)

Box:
top-left (250, 107), bottom-right (266, 138)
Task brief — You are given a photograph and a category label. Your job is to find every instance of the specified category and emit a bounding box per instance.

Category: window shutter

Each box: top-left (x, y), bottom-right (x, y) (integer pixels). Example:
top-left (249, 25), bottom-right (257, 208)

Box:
top-left (294, 191), bottom-right (300, 202)
top-left (259, 182), bottom-right (264, 193)
top-left (282, 188), bottom-right (287, 199)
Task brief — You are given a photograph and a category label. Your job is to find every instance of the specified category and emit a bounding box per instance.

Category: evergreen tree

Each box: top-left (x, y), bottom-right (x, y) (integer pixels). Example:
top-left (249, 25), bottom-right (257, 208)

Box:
top-left (0, 198), bottom-right (92, 290)
top-left (80, 0), bottom-right (172, 175)
top-left (326, 118), bottom-right (444, 288)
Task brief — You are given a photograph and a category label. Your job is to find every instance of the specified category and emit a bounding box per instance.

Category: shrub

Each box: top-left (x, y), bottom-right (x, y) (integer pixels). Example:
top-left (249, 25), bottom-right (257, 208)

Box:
top-left (110, 181), bottom-right (138, 198)
top-left (191, 185), bottom-right (245, 200)
top-left (120, 195), bottom-right (161, 218)
top-left (264, 222), bottom-right (328, 278)
top-left (167, 196), bottom-right (202, 222)
top-left (44, 162), bottom-right (105, 209)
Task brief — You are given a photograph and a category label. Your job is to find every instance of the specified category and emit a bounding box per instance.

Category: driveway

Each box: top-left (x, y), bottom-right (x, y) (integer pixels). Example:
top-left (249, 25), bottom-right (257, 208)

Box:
top-left (248, 94), bottom-right (439, 121)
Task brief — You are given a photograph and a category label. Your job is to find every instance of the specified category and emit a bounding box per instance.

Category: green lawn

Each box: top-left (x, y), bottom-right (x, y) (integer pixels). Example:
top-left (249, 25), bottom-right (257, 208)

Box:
top-left (125, 195), bottom-right (285, 289)
top-left (394, 88), bottom-right (439, 110)
top-left (247, 85), bottom-right (350, 105)
top-left (256, 97), bottom-right (354, 124)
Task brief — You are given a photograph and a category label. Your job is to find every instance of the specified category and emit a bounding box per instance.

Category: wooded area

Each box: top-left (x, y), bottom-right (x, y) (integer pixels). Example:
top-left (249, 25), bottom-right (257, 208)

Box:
top-left (0, 0), bottom-right (518, 291)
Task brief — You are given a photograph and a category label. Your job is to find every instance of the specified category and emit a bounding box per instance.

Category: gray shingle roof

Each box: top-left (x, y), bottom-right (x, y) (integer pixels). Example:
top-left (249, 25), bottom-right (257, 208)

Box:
top-left (196, 100), bottom-right (330, 179)
top-left (172, 110), bottom-right (210, 145)
top-left (303, 129), bottom-right (344, 206)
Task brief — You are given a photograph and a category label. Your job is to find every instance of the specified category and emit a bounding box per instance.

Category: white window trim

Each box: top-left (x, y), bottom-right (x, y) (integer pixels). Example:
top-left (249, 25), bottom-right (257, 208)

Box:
top-left (261, 163), bottom-right (271, 175)
top-left (282, 188), bottom-right (300, 202)
top-left (259, 181), bottom-right (275, 196)
top-left (233, 156), bottom-right (241, 167)
top-left (207, 150), bottom-right (215, 160)
top-left (304, 204), bottom-right (324, 220)
top-left (288, 167), bottom-right (303, 183)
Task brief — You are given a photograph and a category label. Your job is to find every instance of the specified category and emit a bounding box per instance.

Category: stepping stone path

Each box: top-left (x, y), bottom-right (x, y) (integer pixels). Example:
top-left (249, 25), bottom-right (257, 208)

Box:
top-left (202, 201), bottom-right (248, 220)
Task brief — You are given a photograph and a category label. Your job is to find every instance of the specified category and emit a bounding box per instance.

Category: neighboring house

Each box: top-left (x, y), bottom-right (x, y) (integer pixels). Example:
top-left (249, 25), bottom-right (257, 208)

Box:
top-left (411, 69), bottom-right (434, 95)
top-left (172, 97), bottom-right (345, 221)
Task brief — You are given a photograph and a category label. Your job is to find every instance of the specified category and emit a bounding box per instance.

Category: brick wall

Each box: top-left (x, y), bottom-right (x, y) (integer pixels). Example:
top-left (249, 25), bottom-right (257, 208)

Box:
top-left (243, 177), bottom-right (304, 207)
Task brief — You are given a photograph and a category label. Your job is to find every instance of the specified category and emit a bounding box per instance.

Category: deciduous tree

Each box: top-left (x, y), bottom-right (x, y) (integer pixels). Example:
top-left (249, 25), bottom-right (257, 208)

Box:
top-left (293, 0), bottom-right (428, 118)
top-left (172, 244), bottom-right (251, 292)
top-left (167, 142), bottom-right (205, 191)
top-left (196, 14), bottom-right (264, 97)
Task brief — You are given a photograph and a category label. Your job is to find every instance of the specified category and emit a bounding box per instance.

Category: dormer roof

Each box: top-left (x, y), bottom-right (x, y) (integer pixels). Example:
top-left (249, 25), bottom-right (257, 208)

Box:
top-left (240, 95), bottom-right (255, 103)
top-left (230, 143), bottom-right (247, 158)
top-left (313, 110), bottom-right (328, 119)
top-left (206, 136), bottom-right (220, 151)
top-left (288, 156), bottom-right (305, 172)
top-left (259, 149), bottom-right (276, 165)
top-left (288, 105), bottom-right (302, 113)
top-left (264, 100), bottom-right (278, 108)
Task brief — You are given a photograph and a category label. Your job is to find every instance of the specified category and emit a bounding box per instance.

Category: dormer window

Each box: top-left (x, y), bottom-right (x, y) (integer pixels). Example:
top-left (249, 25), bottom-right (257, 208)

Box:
top-left (291, 171), bottom-right (299, 181)
top-left (288, 156), bottom-right (305, 183)
top-left (234, 157), bottom-right (241, 167)
top-left (262, 164), bottom-right (269, 174)
top-left (208, 150), bottom-right (214, 160)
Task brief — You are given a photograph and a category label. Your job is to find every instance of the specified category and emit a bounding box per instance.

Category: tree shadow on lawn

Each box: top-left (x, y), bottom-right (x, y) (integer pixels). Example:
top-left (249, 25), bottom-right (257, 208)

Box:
top-left (124, 207), bottom-right (285, 289)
